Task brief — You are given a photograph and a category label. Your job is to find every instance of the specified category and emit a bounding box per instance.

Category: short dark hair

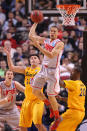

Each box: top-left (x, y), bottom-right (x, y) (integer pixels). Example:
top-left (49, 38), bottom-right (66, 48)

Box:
top-left (74, 66), bottom-right (82, 73)
top-left (50, 26), bottom-right (58, 30)
top-left (29, 54), bottom-right (40, 59)
top-left (4, 69), bottom-right (13, 76)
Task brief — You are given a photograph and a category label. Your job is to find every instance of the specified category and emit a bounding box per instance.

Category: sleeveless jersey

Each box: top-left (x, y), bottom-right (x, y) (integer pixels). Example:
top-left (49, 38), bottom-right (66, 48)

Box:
top-left (42, 38), bottom-right (63, 68)
top-left (24, 66), bottom-right (41, 101)
top-left (0, 81), bottom-right (16, 110)
top-left (64, 80), bottom-right (86, 111)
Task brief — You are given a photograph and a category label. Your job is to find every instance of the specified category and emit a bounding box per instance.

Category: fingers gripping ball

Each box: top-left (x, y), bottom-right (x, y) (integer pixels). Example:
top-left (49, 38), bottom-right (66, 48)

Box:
top-left (30, 10), bottom-right (43, 23)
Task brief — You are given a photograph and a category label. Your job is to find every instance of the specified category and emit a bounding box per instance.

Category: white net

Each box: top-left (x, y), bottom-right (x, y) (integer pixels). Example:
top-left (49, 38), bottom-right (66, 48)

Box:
top-left (57, 5), bottom-right (80, 26)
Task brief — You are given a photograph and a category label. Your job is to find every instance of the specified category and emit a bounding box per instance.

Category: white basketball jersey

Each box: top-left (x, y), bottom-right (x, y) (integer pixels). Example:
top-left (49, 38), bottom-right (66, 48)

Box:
top-left (0, 81), bottom-right (16, 110)
top-left (42, 38), bottom-right (63, 68)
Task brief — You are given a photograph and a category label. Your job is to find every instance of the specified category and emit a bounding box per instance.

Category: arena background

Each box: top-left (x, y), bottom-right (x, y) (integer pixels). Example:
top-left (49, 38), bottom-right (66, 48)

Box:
top-left (0, 0), bottom-right (87, 130)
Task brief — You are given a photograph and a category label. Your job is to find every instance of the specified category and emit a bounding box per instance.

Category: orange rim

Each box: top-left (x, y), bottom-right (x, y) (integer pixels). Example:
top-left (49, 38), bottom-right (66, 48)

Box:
top-left (56, 4), bottom-right (81, 14)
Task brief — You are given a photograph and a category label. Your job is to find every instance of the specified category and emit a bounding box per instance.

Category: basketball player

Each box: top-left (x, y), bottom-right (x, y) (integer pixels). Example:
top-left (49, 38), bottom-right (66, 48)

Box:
top-left (4, 44), bottom-right (46, 131)
top-left (56, 66), bottom-right (86, 131)
top-left (0, 69), bottom-right (25, 131)
top-left (29, 23), bottom-right (64, 130)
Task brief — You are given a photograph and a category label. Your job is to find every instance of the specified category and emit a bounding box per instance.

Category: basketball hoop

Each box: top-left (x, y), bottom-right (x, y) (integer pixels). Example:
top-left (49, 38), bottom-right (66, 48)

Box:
top-left (56, 4), bottom-right (81, 26)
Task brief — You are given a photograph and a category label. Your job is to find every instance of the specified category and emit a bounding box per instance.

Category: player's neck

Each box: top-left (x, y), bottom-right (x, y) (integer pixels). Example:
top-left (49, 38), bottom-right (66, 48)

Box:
top-left (4, 80), bottom-right (12, 87)
top-left (31, 65), bottom-right (38, 69)
top-left (50, 38), bottom-right (57, 42)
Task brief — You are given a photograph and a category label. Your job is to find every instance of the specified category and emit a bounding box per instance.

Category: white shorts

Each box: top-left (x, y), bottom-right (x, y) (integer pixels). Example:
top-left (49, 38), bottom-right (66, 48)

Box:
top-left (32, 65), bottom-right (60, 96)
top-left (0, 106), bottom-right (20, 130)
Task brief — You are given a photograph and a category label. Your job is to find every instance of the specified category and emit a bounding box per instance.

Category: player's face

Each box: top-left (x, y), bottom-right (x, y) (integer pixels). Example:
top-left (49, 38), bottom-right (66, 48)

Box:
top-left (30, 56), bottom-right (40, 66)
top-left (5, 71), bottom-right (14, 81)
top-left (50, 27), bottom-right (58, 40)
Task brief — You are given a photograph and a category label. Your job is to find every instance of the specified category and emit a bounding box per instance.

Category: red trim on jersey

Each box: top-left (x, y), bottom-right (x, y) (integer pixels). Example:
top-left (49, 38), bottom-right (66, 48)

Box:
top-left (45, 43), bottom-right (53, 52)
top-left (53, 54), bottom-right (60, 94)
top-left (14, 81), bottom-right (16, 89)
top-left (48, 92), bottom-right (58, 96)
top-left (32, 85), bottom-right (42, 89)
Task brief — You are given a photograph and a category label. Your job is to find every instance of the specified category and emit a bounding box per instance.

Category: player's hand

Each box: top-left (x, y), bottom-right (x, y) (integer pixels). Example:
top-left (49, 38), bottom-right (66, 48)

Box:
top-left (56, 95), bottom-right (62, 101)
top-left (4, 44), bottom-right (11, 55)
top-left (30, 39), bottom-right (39, 47)
top-left (6, 92), bottom-right (13, 102)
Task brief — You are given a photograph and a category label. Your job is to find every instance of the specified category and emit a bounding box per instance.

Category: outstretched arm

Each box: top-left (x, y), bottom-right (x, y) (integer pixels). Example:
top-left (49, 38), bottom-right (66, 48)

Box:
top-left (4, 46), bottom-right (25, 74)
top-left (15, 81), bottom-right (25, 93)
top-left (29, 23), bottom-right (45, 44)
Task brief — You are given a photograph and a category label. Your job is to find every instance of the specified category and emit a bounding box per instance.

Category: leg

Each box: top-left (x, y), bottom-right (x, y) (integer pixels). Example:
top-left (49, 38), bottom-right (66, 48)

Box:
top-left (56, 109), bottom-right (85, 131)
top-left (32, 72), bottom-right (47, 101)
top-left (19, 100), bottom-right (33, 129)
top-left (32, 75), bottom-right (51, 106)
top-left (35, 124), bottom-right (47, 131)
top-left (47, 79), bottom-right (61, 131)
top-left (32, 88), bottom-right (48, 101)
top-left (33, 100), bottom-right (47, 131)
top-left (32, 69), bottom-right (55, 118)
top-left (48, 96), bottom-right (59, 113)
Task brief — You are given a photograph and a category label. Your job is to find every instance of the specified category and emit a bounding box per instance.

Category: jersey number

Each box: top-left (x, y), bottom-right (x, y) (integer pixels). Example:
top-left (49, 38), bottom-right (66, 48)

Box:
top-left (79, 88), bottom-right (86, 96)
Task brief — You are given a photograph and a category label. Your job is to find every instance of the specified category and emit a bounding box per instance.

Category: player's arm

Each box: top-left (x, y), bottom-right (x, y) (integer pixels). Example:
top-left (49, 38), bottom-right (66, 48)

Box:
top-left (59, 79), bottom-right (66, 88)
top-left (56, 95), bottom-right (68, 103)
top-left (15, 81), bottom-right (25, 93)
top-left (29, 23), bottom-right (45, 44)
top-left (32, 40), bottom-right (64, 58)
top-left (4, 47), bottom-right (25, 74)
top-left (60, 79), bottom-right (74, 91)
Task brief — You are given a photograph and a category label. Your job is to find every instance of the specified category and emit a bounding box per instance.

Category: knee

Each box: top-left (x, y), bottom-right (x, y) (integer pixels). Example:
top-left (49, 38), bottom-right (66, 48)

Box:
top-left (35, 124), bottom-right (41, 130)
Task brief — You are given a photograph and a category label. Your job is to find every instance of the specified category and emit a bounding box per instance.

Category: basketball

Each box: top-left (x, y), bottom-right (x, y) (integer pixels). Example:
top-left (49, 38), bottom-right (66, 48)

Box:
top-left (30, 10), bottom-right (43, 23)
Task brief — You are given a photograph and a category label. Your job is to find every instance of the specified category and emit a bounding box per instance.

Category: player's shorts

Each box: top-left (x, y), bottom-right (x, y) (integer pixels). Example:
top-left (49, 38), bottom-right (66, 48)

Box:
top-left (56, 109), bottom-right (85, 131)
top-left (32, 65), bottom-right (60, 96)
top-left (19, 99), bottom-right (44, 127)
top-left (0, 105), bottom-right (20, 130)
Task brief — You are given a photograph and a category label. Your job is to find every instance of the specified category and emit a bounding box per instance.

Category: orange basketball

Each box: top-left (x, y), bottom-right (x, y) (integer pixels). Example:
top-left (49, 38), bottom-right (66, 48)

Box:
top-left (30, 10), bottom-right (43, 23)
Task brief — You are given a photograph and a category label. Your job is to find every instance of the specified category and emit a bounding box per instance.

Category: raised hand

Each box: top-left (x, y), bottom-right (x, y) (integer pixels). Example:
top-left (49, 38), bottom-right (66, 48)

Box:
top-left (4, 41), bottom-right (11, 55)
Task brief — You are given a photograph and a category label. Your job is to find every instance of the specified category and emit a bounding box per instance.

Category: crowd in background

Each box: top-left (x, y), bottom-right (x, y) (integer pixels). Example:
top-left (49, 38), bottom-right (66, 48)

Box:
top-left (0, 0), bottom-right (87, 130)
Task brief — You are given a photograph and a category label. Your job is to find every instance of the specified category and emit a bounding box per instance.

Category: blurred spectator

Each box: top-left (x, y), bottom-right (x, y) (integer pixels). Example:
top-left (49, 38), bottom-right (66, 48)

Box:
top-left (13, 47), bottom-right (23, 61)
top-left (0, 5), bottom-right (6, 26)
top-left (21, 42), bottom-right (30, 57)
top-left (4, 40), bottom-right (16, 58)
top-left (48, 17), bottom-right (59, 31)
top-left (0, 60), bottom-right (7, 78)
top-left (62, 31), bottom-right (74, 56)
top-left (13, 60), bottom-right (25, 85)
top-left (1, 32), bottom-right (18, 48)
top-left (22, 57), bottom-right (29, 66)
top-left (60, 57), bottom-right (74, 80)
top-left (72, 52), bottom-right (80, 64)
top-left (3, 12), bottom-right (17, 31)
top-left (39, 53), bottom-right (44, 64)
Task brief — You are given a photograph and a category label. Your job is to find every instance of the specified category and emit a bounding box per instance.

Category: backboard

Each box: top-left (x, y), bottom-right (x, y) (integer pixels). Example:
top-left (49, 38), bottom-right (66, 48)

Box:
top-left (27, 0), bottom-right (87, 16)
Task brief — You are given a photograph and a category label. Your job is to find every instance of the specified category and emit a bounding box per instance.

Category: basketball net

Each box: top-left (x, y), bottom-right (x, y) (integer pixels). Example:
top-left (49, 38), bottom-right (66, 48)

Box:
top-left (56, 5), bottom-right (81, 26)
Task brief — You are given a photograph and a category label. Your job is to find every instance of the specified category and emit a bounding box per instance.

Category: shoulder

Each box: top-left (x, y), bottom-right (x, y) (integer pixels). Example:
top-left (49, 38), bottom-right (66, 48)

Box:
top-left (64, 80), bottom-right (74, 85)
top-left (55, 39), bottom-right (61, 43)
top-left (44, 38), bottom-right (50, 43)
